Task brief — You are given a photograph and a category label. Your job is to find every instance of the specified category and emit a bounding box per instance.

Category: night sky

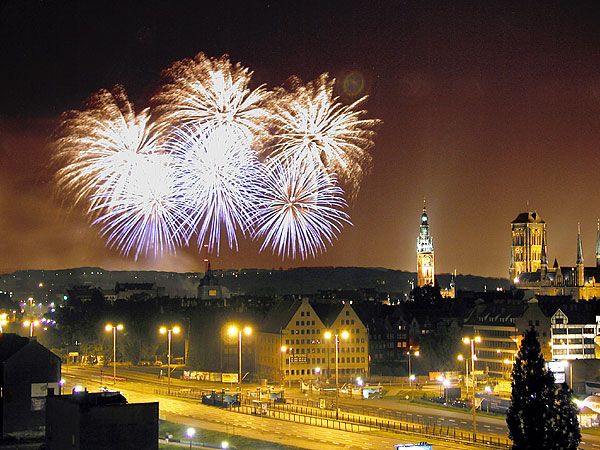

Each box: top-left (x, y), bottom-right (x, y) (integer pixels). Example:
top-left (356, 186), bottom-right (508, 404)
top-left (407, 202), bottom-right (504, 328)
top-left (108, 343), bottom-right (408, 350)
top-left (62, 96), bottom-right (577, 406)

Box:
top-left (1, 0), bottom-right (600, 277)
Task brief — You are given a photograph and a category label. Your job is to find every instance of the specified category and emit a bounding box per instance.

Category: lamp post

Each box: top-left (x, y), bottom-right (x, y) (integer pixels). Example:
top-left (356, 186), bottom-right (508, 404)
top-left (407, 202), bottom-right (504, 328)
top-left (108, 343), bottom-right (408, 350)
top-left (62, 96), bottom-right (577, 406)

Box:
top-left (407, 350), bottom-right (420, 401)
top-left (228, 326), bottom-right (251, 392)
top-left (105, 324), bottom-right (124, 385)
top-left (458, 354), bottom-right (469, 396)
top-left (186, 427), bottom-right (195, 450)
top-left (324, 330), bottom-right (349, 420)
top-left (281, 346), bottom-right (293, 390)
top-left (160, 326), bottom-right (181, 395)
top-left (23, 320), bottom-right (40, 337)
top-left (463, 336), bottom-right (482, 439)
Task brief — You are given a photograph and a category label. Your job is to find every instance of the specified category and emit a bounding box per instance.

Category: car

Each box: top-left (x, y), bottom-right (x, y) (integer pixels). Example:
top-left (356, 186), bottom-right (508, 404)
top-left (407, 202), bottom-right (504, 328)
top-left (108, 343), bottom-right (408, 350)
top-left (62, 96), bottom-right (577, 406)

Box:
top-left (154, 360), bottom-right (163, 366)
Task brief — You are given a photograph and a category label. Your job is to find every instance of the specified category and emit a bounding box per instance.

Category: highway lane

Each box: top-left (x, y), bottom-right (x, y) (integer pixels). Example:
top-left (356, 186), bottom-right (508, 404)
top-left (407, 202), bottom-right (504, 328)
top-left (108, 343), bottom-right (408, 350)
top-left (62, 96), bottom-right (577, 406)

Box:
top-left (66, 366), bottom-right (600, 450)
top-left (64, 370), bottom-right (497, 450)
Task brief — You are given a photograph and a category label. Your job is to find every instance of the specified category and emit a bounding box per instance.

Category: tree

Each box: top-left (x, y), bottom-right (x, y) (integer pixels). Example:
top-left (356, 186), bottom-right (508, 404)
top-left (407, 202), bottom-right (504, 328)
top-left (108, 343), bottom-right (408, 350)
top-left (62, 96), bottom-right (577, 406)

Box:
top-left (550, 383), bottom-right (581, 450)
top-left (507, 328), bottom-right (581, 450)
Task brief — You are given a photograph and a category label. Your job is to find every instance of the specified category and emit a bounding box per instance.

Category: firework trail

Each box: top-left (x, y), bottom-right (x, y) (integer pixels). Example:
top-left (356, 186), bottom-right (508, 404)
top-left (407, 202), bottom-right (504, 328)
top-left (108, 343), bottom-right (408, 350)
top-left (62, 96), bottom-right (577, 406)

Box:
top-left (268, 74), bottom-right (378, 197)
top-left (167, 124), bottom-right (261, 254)
top-left (152, 52), bottom-right (271, 145)
top-left (252, 155), bottom-right (350, 259)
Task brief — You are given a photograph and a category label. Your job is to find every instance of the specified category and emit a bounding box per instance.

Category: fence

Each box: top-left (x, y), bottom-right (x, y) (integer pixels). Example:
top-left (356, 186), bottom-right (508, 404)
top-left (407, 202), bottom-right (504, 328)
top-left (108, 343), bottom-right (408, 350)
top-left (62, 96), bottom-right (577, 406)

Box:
top-left (153, 386), bottom-right (511, 449)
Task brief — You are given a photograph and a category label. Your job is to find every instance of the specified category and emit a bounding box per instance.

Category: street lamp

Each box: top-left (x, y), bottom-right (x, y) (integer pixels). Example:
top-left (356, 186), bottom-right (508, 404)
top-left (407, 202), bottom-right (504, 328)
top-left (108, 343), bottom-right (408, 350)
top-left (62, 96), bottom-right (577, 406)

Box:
top-left (457, 354), bottom-right (469, 396)
top-left (105, 324), bottom-right (124, 385)
top-left (23, 320), bottom-right (40, 337)
top-left (407, 350), bottom-right (420, 401)
top-left (186, 427), bottom-right (195, 450)
top-left (324, 330), bottom-right (349, 419)
top-left (160, 325), bottom-right (180, 395)
top-left (463, 336), bottom-right (482, 438)
top-left (228, 325), bottom-right (251, 392)
top-left (281, 346), bottom-right (292, 390)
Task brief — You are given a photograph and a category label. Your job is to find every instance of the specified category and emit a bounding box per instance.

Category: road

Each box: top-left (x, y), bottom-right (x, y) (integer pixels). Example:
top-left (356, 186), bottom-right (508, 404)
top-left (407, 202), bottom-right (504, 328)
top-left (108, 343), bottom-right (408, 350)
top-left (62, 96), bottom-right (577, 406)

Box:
top-left (64, 366), bottom-right (500, 450)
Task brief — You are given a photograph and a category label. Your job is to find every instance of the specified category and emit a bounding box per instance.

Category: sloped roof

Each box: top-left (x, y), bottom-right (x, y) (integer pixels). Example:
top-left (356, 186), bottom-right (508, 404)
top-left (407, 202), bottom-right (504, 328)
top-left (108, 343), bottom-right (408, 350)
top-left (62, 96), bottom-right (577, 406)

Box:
top-left (0, 333), bottom-right (29, 363)
top-left (512, 212), bottom-right (545, 224)
top-left (464, 303), bottom-right (527, 326)
top-left (260, 298), bottom-right (302, 333)
top-left (312, 303), bottom-right (344, 328)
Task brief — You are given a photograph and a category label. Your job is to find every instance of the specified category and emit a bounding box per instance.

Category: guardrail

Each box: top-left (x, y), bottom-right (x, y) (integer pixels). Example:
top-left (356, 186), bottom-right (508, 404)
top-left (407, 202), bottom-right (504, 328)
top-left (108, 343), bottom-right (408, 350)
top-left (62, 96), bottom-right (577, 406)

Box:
top-left (153, 387), bottom-right (510, 449)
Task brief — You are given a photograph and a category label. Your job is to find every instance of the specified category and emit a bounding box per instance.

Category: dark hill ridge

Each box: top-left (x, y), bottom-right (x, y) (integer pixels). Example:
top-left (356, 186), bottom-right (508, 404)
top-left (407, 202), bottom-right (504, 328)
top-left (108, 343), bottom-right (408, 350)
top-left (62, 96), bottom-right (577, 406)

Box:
top-left (1, 266), bottom-right (509, 298)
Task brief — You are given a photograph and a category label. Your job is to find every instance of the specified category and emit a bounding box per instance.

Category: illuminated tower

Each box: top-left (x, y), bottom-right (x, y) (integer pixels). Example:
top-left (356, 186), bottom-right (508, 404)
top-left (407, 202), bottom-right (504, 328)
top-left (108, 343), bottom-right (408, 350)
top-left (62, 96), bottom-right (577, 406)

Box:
top-left (509, 211), bottom-right (546, 283)
top-left (416, 202), bottom-right (435, 287)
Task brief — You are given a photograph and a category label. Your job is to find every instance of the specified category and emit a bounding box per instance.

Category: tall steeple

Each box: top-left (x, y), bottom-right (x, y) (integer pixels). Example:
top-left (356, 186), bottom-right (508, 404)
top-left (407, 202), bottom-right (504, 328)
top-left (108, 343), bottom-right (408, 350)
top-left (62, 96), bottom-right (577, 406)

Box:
top-left (540, 229), bottom-right (548, 280)
top-left (596, 220), bottom-right (600, 268)
top-left (416, 199), bottom-right (435, 287)
top-left (577, 222), bottom-right (585, 287)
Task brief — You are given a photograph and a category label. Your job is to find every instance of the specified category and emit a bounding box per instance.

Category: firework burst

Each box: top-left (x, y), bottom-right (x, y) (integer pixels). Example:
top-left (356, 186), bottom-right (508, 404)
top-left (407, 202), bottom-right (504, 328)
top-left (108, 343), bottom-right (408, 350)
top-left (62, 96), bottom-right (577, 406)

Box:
top-left (252, 156), bottom-right (351, 259)
top-left (53, 54), bottom-right (379, 261)
top-left (167, 124), bottom-right (261, 253)
top-left (152, 52), bottom-right (272, 145)
top-left (268, 74), bottom-right (378, 197)
top-left (90, 154), bottom-right (193, 259)
top-left (54, 85), bottom-right (164, 212)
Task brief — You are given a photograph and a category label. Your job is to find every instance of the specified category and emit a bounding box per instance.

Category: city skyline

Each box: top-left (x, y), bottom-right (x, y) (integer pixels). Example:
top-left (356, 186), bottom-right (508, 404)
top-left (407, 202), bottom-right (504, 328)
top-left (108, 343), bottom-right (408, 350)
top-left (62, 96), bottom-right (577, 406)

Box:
top-left (1, 1), bottom-right (600, 277)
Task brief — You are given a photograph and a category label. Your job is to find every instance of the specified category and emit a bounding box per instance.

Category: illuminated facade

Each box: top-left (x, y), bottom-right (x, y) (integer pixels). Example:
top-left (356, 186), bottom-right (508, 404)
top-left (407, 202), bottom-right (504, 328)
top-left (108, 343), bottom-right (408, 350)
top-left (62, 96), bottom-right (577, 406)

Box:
top-left (511, 213), bottom-right (600, 300)
top-left (255, 299), bottom-right (369, 383)
top-left (509, 211), bottom-right (546, 282)
top-left (416, 203), bottom-right (435, 287)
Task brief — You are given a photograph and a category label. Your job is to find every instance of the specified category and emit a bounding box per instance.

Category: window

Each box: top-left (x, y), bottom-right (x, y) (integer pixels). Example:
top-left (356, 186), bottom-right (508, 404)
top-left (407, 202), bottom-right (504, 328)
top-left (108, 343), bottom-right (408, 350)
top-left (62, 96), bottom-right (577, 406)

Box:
top-left (307, 312), bottom-right (310, 316)
top-left (346, 310), bottom-right (350, 316)
top-left (296, 321), bottom-right (299, 326)
top-left (568, 328), bottom-right (583, 334)
top-left (555, 318), bottom-right (564, 324)
top-left (301, 312), bottom-right (304, 317)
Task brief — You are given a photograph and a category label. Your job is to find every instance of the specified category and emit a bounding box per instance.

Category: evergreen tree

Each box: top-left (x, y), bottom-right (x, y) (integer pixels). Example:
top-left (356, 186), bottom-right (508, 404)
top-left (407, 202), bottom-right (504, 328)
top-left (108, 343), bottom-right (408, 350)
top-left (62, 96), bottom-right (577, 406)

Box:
top-left (506, 328), bottom-right (560, 449)
top-left (550, 383), bottom-right (581, 450)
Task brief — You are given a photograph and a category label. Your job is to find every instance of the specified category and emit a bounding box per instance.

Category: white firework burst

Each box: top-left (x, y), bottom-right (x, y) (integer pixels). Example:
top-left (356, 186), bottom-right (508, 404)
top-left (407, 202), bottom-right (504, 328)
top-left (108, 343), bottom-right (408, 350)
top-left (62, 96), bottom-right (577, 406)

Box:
top-left (252, 156), bottom-right (351, 259)
top-left (268, 74), bottom-right (378, 197)
top-left (167, 124), bottom-right (261, 253)
top-left (90, 154), bottom-right (193, 259)
top-left (153, 52), bottom-right (272, 145)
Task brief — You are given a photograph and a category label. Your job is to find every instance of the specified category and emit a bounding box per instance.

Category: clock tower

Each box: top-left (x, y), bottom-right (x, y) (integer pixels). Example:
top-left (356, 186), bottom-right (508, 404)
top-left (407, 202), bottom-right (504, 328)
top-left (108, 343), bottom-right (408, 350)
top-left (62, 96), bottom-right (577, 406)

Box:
top-left (416, 202), bottom-right (435, 287)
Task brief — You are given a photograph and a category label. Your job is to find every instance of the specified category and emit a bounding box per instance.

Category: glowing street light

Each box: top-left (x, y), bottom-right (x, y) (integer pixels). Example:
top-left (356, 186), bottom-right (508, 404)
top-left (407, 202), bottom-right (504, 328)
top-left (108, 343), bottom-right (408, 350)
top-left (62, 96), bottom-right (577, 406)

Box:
top-left (160, 325), bottom-right (180, 395)
top-left (407, 349), bottom-right (420, 401)
top-left (105, 324), bottom-right (124, 384)
top-left (458, 354), bottom-right (469, 396)
top-left (324, 330), bottom-right (349, 419)
top-left (186, 427), bottom-right (195, 450)
top-left (463, 335), bottom-right (482, 438)
top-left (23, 320), bottom-right (40, 337)
top-left (228, 325), bottom-right (252, 392)
top-left (281, 345), bottom-right (292, 390)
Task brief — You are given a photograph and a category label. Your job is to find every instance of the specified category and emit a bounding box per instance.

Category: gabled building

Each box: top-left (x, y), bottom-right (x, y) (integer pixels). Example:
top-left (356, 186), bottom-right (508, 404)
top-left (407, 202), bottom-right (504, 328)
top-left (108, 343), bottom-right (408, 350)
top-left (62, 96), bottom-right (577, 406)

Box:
top-left (0, 334), bottom-right (61, 437)
top-left (550, 305), bottom-right (600, 360)
top-left (255, 298), bottom-right (368, 384)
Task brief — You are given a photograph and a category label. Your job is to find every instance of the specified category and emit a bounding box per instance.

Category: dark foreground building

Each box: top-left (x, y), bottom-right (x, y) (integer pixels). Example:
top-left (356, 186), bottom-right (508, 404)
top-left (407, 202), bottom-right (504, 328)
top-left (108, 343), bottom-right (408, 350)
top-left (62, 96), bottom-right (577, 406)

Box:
top-left (0, 333), bottom-right (61, 437)
top-left (46, 391), bottom-right (158, 450)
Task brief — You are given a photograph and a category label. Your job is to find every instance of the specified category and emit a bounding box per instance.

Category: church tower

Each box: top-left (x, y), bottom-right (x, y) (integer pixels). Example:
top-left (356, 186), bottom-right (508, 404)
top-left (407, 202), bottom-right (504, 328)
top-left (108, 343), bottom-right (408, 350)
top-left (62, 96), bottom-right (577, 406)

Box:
top-left (416, 201), bottom-right (435, 287)
top-left (509, 211), bottom-right (546, 283)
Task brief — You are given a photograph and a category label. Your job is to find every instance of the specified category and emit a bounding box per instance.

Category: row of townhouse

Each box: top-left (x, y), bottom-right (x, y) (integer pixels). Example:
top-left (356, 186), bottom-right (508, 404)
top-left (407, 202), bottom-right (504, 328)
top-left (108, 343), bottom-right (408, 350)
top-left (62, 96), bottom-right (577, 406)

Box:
top-left (255, 298), bottom-right (369, 383)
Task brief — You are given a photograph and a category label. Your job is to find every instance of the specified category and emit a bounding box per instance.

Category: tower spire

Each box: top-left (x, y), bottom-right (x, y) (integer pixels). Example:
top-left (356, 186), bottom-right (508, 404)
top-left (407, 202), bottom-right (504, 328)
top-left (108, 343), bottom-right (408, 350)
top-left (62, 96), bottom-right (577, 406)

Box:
top-left (577, 222), bottom-right (585, 287)
top-left (577, 222), bottom-right (584, 265)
